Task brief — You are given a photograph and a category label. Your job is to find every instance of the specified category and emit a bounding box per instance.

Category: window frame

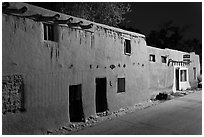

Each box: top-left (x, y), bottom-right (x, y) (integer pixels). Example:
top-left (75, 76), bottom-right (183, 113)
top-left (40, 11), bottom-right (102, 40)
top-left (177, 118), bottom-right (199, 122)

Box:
top-left (161, 56), bottom-right (167, 63)
top-left (149, 54), bottom-right (156, 62)
top-left (124, 39), bottom-right (131, 55)
top-left (180, 70), bottom-right (187, 82)
top-left (43, 23), bottom-right (56, 42)
top-left (117, 77), bottom-right (125, 93)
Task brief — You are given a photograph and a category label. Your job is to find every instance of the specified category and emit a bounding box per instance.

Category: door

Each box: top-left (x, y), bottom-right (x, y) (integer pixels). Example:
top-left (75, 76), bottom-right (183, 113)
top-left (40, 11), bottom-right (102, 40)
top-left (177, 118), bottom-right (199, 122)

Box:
top-left (95, 78), bottom-right (108, 113)
top-left (69, 84), bottom-right (84, 122)
top-left (175, 68), bottom-right (180, 90)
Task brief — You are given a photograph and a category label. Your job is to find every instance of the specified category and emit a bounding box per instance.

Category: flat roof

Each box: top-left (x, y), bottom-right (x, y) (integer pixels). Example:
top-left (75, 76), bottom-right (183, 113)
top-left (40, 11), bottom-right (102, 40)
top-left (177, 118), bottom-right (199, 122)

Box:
top-left (4, 2), bottom-right (145, 38)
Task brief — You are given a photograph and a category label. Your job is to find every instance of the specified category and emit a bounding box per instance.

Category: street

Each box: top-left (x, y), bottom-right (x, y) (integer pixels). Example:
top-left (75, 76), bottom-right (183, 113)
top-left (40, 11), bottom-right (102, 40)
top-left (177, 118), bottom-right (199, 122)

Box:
top-left (69, 91), bottom-right (202, 135)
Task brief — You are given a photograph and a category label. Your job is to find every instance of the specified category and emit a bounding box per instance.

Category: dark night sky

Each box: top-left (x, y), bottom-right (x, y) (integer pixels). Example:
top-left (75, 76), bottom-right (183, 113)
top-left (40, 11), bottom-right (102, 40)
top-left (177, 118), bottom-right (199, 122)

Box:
top-left (29, 2), bottom-right (202, 41)
top-left (125, 2), bottom-right (202, 41)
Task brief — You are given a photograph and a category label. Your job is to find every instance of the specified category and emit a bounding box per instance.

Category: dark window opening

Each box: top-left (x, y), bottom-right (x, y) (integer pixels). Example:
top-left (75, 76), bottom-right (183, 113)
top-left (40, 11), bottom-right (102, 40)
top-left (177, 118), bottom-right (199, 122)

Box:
top-left (180, 70), bottom-right (187, 82)
top-left (69, 84), bottom-right (85, 122)
top-left (124, 39), bottom-right (131, 55)
top-left (149, 54), bottom-right (156, 62)
top-left (95, 78), bottom-right (108, 113)
top-left (117, 78), bottom-right (125, 93)
top-left (176, 68), bottom-right (180, 90)
top-left (161, 56), bottom-right (167, 63)
top-left (43, 23), bottom-right (57, 42)
top-left (193, 67), bottom-right (196, 80)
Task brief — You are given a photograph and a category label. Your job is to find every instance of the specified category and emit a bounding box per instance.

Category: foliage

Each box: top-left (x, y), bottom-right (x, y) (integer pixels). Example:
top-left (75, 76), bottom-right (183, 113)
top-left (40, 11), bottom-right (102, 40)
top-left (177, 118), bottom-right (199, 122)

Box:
top-left (146, 20), bottom-right (192, 49)
top-left (119, 25), bottom-right (142, 33)
top-left (146, 20), bottom-right (202, 67)
top-left (55, 2), bottom-right (131, 27)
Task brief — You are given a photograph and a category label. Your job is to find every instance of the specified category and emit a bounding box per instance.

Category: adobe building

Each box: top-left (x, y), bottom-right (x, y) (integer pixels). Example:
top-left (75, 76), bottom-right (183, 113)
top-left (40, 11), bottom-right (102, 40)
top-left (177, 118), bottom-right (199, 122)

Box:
top-left (147, 46), bottom-right (200, 94)
top-left (2, 3), bottom-right (201, 134)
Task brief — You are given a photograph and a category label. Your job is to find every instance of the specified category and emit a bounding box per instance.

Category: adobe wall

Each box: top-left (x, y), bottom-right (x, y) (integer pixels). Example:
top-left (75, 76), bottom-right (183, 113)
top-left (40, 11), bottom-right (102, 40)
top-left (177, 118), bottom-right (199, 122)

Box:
top-left (165, 49), bottom-right (200, 88)
top-left (2, 3), bottom-right (149, 134)
top-left (147, 46), bottom-right (200, 95)
top-left (188, 52), bottom-right (200, 87)
top-left (147, 46), bottom-right (173, 92)
top-left (3, 2), bottom-right (200, 134)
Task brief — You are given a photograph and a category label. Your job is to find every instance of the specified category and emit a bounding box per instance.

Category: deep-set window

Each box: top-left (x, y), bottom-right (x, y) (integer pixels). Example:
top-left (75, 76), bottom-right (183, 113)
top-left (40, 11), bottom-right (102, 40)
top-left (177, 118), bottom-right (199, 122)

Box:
top-left (149, 54), bottom-right (156, 62)
top-left (193, 67), bottom-right (196, 80)
top-left (161, 56), bottom-right (167, 63)
top-left (180, 70), bottom-right (187, 82)
top-left (43, 23), bottom-right (55, 41)
top-left (124, 39), bottom-right (131, 55)
top-left (117, 78), bottom-right (125, 93)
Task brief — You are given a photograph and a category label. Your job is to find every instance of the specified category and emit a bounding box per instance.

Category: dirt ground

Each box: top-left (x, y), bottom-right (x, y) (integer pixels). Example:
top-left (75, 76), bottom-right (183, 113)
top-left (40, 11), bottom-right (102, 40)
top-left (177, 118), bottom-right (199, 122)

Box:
top-left (46, 88), bottom-right (202, 135)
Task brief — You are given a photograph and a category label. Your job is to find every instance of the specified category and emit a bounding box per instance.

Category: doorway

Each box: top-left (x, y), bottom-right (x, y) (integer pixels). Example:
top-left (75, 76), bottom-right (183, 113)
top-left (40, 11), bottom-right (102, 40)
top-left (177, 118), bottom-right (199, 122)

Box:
top-left (69, 84), bottom-right (84, 122)
top-left (175, 68), bottom-right (180, 90)
top-left (95, 78), bottom-right (108, 113)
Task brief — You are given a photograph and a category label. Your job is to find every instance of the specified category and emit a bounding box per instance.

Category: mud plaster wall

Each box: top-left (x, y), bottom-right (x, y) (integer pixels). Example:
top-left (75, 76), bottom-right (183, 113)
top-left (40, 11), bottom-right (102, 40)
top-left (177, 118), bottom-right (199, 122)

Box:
top-left (188, 53), bottom-right (200, 87)
top-left (2, 5), bottom-right (149, 134)
top-left (147, 46), bottom-right (200, 93)
top-left (147, 46), bottom-right (172, 90)
top-left (3, 2), bottom-right (200, 134)
top-left (165, 49), bottom-right (200, 88)
top-left (2, 75), bottom-right (24, 114)
top-left (93, 27), bottom-right (150, 111)
top-left (2, 13), bottom-right (70, 134)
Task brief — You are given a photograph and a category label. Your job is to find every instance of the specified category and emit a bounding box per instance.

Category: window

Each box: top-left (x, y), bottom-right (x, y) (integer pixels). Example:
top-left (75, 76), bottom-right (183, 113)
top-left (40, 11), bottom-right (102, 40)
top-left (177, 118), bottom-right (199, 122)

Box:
top-left (149, 54), bottom-right (156, 62)
top-left (193, 67), bottom-right (196, 80)
top-left (43, 23), bottom-right (55, 41)
top-left (161, 56), bottom-right (167, 63)
top-left (124, 39), bottom-right (131, 55)
top-left (180, 70), bottom-right (187, 82)
top-left (117, 78), bottom-right (125, 93)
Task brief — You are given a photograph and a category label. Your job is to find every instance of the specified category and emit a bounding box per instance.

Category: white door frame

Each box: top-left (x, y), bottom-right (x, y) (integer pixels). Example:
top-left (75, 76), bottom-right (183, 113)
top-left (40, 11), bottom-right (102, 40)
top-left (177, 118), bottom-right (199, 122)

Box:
top-left (173, 66), bottom-right (191, 92)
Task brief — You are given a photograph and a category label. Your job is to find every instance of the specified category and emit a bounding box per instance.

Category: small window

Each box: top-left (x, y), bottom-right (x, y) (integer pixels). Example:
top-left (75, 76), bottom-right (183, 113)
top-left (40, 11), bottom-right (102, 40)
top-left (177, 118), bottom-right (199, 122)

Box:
top-left (193, 67), bottom-right (196, 80)
top-left (180, 70), bottom-right (187, 82)
top-left (161, 56), bottom-right (167, 63)
top-left (117, 78), bottom-right (125, 93)
top-left (43, 23), bottom-right (55, 41)
top-left (149, 54), bottom-right (156, 62)
top-left (124, 39), bottom-right (131, 55)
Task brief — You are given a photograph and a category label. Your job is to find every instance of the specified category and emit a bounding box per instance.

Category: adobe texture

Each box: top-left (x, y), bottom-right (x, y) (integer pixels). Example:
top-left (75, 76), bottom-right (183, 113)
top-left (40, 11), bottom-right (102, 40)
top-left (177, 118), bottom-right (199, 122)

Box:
top-left (2, 2), bottom-right (200, 134)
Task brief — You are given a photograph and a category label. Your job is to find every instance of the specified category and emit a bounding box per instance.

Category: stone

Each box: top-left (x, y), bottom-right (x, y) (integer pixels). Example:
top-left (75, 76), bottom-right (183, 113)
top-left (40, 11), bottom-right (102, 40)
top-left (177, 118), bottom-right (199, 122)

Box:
top-left (47, 130), bottom-right (53, 134)
top-left (150, 95), bottom-right (156, 101)
top-left (62, 126), bottom-right (70, 130)
top-left (70, 124), bottom-right (75, 128)
top-left (167, 94), bottom-right (174, 100)
top-left (119, 108), bottom-right (125, 112)
top-left (89, 115), bottom-right (95, 119)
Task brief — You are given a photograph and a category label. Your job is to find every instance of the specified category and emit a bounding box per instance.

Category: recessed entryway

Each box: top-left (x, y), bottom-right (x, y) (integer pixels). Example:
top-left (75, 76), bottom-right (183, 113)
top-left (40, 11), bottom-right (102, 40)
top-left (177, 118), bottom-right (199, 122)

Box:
top-left (69, 84), bottom-right (84, 122)
top-left (175, 68), bottom-right (180, 90)
top-left (95, 78), bottom-right (108, 113)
